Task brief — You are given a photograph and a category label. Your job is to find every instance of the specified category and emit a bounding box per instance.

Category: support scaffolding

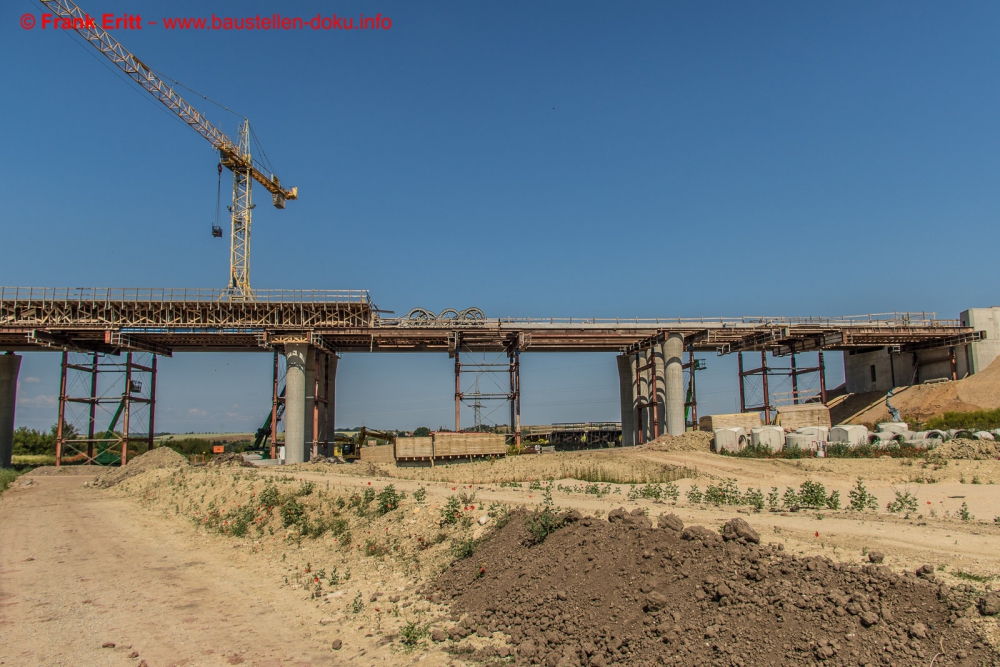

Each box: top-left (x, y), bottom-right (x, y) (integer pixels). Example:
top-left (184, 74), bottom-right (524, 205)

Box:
top-left (55, 351), bottom-right (157, 466)
top-left (738, 350), bottom-right (827, 424)
top-left (452, 332), bottom-right (521, 444)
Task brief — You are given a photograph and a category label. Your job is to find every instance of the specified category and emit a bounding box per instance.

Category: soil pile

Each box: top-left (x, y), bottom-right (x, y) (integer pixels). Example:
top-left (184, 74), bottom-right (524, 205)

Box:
top-left (643, 431), bottom-right (713, 453)
top-left (843, 356), bottom-right (1000, 425)
top-left (930, 439), bottom-right (1000, 461)
top-left (207, 452), bottom-right (254, 468)
top-left (433, 510), bottom-right (996, 666)
top-left (93, 447), bottom-right (187, 488)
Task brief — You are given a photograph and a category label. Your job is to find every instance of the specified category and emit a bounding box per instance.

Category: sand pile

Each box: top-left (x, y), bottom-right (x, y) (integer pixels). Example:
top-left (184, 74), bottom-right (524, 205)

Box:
top-left (433, 511), bottom-right (996, 666)
top-left (931, 438), bottom-right (1000, 461)
top-left (642, 431), bottom-right (713, 453)
top-left (92, 447), bottom-right (187, 488)
top-left (844, 356), bottom-right (1000, 424)
top-left (207, 452), bottom-right (254, 468)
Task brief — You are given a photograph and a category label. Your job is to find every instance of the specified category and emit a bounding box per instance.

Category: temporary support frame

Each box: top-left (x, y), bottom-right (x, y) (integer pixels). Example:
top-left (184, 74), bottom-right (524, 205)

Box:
top-left (683, 348), bottom-right (705, 430)
top-left (452, 332), bottom-right (521, 443)
top-left (633, 349), bottom-right (659, 445)
top-left (738, 349), bottom-right (827, 424)
top-left (55, 350), bottom-right (157, 466)
top-left (311, 348), bottom-right (335, 459)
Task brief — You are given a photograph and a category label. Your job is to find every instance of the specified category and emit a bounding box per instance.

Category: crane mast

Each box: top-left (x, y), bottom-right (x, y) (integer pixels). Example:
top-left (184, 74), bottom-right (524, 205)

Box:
top-left (40, 0), bottom-right (297, 300)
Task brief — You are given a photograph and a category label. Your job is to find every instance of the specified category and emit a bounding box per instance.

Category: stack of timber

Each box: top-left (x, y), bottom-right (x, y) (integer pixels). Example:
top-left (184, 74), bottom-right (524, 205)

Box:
top-left (360, 444), bottom-right (395, 463)
top-left (395, 436), bottom-right (433, 459)
top-left (394, 432), bottom-right (506, 464)
top-left (698, 413), bottom-right (762, 432)
top-left (775, 404), bottom-right (832, 430)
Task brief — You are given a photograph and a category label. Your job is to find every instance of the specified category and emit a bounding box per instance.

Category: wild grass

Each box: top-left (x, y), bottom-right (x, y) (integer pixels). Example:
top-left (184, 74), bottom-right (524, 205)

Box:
top-left (0, 468), bottom-right (20, 494)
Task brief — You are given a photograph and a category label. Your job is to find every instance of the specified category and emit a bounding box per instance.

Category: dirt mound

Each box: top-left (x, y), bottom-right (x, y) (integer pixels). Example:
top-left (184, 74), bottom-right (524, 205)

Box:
top-left (643, 431), bottom-right (713, 453)
top-left (207, 452), bottom-right (253, 468)
top-left (92, 447), bottom-right (187, 488)
top-left (433, 511), bottom-right (995, 666)
top-left (842, 356), bottom-right (1000, 425)
top-left (930, 438), bottom-right (1000, 460)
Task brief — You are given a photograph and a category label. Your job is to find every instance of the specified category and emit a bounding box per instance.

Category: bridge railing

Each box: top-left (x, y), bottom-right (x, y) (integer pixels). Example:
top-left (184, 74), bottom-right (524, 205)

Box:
top-left (0, 287), bottom-right (373, 305)
top-left (492, 312), bottom-right (959, 327)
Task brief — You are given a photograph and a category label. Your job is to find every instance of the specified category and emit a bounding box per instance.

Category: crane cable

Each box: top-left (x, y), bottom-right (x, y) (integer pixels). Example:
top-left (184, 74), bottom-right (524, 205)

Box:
top-left (214, 162), bottom-right (223, 237)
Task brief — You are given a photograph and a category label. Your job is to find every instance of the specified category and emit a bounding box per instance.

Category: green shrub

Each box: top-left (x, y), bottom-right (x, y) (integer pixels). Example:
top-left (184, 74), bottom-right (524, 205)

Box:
top-left (524, 487), bottom-right (563, 544)
top-left (742, 487), bottom-right (765, 512)
top-left (413, 486), bottom-right (427, 503)
top-left (0, 468), bottom-right (19, 495)
top-left (704, 478), bottom-right (741, 505)
top-left (400, 621), bottom-right (429, 646)
top-left (280, 497), bottom-right (307, 528)
top-left (886, 489), bottom-right (918, 515)
top-left (375, 484), bottom-right (404, 516)
top-left (440, 495), bottom-right (462, 525)
top-left (686, 485), bottom-right (703, 503)
top-left (848, 478), bottom-right (879, 512)
top-left (451, 537), bottom-right (479, 559)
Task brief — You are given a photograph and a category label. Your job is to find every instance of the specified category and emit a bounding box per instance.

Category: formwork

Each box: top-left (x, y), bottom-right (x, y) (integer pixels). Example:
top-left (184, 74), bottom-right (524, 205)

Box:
top-left (699, 413), bottom-right (762, 432)
top-left (360, 444), bottom-right (395, 463)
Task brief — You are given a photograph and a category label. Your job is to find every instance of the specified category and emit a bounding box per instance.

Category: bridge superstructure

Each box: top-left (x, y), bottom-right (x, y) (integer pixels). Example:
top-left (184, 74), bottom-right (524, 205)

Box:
top-left (0, 287), bottom-right (985, 468)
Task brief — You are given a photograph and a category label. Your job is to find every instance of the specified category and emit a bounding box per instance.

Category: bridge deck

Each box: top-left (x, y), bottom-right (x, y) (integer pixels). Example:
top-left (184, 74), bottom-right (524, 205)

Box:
top-left (0, 287), bottom-right (981, 355)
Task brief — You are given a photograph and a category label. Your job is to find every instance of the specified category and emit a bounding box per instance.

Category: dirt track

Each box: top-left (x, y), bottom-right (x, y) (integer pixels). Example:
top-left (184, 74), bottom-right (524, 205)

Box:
top-left (0, 470), bottom-right (431, 667)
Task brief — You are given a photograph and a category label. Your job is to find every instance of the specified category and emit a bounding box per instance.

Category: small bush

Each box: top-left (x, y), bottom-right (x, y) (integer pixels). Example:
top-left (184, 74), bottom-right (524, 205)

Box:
top-left (451, 537), bottom-right (479, 559)
top-left (258, 484), bottom-right (280, 511)
top-left (400, 621), bottom-right (429, 647)
top-left (886, 489), bottom-right (919, 515)
top-left (440, 495), bottom-right (462, 525)
top-left (375, 484), bottom-right (404, 516)
top-left (412, 486), bottom-right (427, 503)
top-left (742, 487), bottom-right (765, 512)
top-left (0, 468), bottom-right (19, 495)
top-left (524, 487), bottom-right (563, 544)
top-left (959, 502), bottom-right (973, 522)
top-left (686, 485), bottom-right (703, 504)
top-left (848, 478), bottom-right (879, 512)
top-left (704, 478), bottom-right (741, 505)
top-left (280, 497), bottom-right (307, 528)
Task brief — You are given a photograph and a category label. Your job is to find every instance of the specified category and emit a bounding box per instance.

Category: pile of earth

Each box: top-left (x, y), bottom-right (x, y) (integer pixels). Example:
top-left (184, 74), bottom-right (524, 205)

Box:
top-left (432, 509), bottom-right (998, 666)
top-left (207, 452), bottom-right (254, 467)
top-left (841, 356), bottom-right (1000, 424)
top-left (930, 438), bottom-right (1000, 461)
top-left (642, 431), bottom-right (713, 453)
top-left (92, 446), bottom-right (187, 488)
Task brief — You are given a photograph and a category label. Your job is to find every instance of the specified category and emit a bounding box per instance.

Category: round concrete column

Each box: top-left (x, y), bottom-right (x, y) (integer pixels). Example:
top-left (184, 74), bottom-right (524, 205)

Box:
top-left (0, 353), bottom-right (21, 469)
top-left (616, 354), bottom-right (636, 447)
top-left (663, 333), bottom-right (685, 436)
top-left (283, 343), bottom-right (308, 464)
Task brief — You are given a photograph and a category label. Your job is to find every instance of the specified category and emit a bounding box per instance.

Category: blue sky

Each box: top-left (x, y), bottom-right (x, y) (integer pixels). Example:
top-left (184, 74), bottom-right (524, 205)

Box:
top-left (3, 1), bottom-right (996, 432)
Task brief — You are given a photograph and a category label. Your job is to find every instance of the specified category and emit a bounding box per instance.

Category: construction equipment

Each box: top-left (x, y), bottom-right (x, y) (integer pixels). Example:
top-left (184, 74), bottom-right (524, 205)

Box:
top-left (40, 0), bottom-right (298, 300)
top-left (334, 427), bottom-right (397, 459)
top-left (93, 395), bottom-right (127, 465)
top-left (252, 386), bottom-right (286, 453)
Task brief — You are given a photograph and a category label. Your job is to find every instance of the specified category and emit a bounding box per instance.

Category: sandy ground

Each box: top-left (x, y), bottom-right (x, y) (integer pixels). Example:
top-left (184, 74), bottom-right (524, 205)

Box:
top-left (3, 449), bottom-right (1000, 666)
top-left (0, 470), bottom-right (454, 667)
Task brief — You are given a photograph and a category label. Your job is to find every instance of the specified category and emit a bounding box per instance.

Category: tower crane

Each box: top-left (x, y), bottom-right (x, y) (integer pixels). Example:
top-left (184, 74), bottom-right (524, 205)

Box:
top-left (40, 0), bottom-right (298, 300)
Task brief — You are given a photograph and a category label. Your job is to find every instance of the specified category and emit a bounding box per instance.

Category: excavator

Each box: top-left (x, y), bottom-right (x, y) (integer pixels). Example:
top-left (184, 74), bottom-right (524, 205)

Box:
top-left (249, 390), bottom-right (396, 460)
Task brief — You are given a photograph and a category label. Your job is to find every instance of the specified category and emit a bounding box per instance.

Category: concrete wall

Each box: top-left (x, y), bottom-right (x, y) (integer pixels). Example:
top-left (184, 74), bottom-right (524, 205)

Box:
top-left (616, 354), bottom-right (636, 447)
top-left (844, 346), bottom-right (970, 393)
top-left (962, 307), bottom-right (1000, 374)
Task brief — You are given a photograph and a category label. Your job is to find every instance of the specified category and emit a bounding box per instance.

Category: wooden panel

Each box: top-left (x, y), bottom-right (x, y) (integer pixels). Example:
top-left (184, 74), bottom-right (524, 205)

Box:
top-left (775, 404), bottom-right (831, 430)
top-left (698, 413), bottom-right (762, 432)
top-left (395, 437), bottom-right (433, 459)
top-left (432, 432), bottom-right (506, 457)
top-left (360, 444), bottom-right (395, 463)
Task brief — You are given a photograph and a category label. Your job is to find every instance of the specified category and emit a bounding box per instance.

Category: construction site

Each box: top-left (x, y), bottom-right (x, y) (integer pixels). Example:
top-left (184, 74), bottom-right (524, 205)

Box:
top-left (3, 2), bottom-right (1000, 666)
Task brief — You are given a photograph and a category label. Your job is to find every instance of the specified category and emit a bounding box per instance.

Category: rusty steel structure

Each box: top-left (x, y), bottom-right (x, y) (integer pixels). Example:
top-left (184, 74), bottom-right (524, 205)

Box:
top-left (54, 350), bottom-right (157, 466)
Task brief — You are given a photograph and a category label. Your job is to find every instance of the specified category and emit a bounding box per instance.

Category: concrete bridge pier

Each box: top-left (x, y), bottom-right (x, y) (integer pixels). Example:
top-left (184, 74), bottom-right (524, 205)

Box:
top-left (616, 354), bottom-right (636, 446)
top-left (283, 343), bottom-right (309, 464)
top-left (0, 353), bottom-right (20, 468)
top-left (662, 333), bottom-right (685, 435)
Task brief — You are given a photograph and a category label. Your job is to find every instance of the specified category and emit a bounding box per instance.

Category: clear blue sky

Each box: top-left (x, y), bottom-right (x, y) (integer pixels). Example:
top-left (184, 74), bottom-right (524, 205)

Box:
top-left (3, 1), bottom-right (997, 433)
